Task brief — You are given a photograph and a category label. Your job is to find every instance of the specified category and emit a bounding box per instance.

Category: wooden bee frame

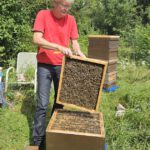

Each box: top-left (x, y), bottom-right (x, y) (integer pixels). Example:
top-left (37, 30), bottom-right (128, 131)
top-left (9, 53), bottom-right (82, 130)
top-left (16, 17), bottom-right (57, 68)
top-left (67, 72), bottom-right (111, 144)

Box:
top-left (56, 55), bottom-right (108, 112)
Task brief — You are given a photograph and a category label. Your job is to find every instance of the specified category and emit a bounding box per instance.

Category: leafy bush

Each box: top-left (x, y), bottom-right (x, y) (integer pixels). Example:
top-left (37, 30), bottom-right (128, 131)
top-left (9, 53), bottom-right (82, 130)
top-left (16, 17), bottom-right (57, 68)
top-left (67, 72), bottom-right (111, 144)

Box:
top-left (101, 63), bottom-right (150, 150)
top-left (132, 25), bottom-right (150, 68)
top-left (0, 0), bottom-right (46, 66)
top-left (93, 0), bottom-right (142, 34)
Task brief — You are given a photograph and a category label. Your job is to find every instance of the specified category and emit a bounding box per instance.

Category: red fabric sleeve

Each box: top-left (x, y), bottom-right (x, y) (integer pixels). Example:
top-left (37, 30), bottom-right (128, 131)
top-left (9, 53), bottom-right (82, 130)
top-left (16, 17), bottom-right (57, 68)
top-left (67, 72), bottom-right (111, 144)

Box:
top-left (33, 10), bottom-right (45, 33)
top-left (70, 17), bottom-right (79, 40)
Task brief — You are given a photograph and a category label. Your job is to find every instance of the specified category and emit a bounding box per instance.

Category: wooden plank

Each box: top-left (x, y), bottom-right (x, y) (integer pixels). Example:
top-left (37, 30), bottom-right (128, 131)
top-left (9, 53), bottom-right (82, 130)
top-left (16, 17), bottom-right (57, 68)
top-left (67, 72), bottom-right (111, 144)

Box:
top-left (88, 48), bottom-right (118, 60)
top-left (88, 35), bottom-right (120, 40)
top-left (96, 58), bottom-right (107, 111)
top-left (70, 55), bottom-right (108, 65)
top-left (46, 132), bottom-right (105, 150)
top-left (88, 49), bottom-right (109, 60)
top-left (107, 63), bottom-right (117, 73)
top-left (89, 41), bottom-right (119, 49)
top-left (47, 111), bottom-right (58, 131)
top-left (25, 146), bottom-right (39, 150)
top-left (105, 71), bottom-right (117, 82)
top-left (88, 46), bottom-right (118, 52)
top-left (109, 51), bottom-right (118, 59)
top-left (57, 101), bottom-right (96, 112)
top-left (109, 41), bottom-right (119, 48)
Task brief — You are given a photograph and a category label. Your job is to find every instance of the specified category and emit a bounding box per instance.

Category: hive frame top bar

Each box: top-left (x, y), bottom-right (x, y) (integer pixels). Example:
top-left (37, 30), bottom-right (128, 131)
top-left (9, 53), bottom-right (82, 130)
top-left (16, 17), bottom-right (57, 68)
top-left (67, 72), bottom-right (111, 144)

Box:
top-left (56, 55), bottom-right (108, 112)
top-left (88, 35), bottom-right (120, 40)
top-left (70, 55), bottom-right (108, 65)
top-left (46, 110), bottom-right (105, 138)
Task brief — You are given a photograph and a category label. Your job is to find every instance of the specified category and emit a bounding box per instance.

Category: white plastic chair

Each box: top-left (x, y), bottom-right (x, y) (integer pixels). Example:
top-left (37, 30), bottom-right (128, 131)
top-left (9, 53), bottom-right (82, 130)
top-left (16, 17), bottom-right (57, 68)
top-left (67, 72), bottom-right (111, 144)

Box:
top-left (5, 52), bottom-right (37, 93)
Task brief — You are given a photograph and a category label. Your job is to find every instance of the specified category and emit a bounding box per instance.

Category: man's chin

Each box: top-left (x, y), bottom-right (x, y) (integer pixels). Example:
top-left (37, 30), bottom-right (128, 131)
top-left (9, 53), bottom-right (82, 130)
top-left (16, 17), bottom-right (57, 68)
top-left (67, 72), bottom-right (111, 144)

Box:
top-left (60, 13), bottom-right (67, 18)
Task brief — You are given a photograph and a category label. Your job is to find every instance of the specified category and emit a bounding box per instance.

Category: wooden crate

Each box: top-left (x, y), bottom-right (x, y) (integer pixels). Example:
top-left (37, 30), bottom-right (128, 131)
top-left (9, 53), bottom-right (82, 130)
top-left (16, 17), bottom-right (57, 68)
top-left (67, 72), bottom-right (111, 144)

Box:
top-left (88, 35), bottom-right (120, 61)
top-left (46, 109), bottom-right (105, 150)
top-left (56, 55), bottom-right (108, 112)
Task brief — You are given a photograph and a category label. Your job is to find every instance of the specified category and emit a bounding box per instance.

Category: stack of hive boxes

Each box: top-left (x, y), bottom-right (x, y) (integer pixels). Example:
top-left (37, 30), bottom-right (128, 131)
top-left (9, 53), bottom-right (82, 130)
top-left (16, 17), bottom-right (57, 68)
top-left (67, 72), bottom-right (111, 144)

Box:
top-left (88, 35), bottom-right (120, 88)
top-left (46, 56), bottom-right (108, 150)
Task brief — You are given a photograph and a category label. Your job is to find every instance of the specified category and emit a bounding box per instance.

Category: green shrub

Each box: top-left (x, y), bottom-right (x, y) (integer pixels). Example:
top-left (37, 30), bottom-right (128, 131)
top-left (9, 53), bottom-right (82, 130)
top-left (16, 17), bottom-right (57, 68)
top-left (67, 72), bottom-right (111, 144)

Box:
top-left (132, 25), bottom-right (150, 68)
top-left (0, 0), bottom-right (46, 66)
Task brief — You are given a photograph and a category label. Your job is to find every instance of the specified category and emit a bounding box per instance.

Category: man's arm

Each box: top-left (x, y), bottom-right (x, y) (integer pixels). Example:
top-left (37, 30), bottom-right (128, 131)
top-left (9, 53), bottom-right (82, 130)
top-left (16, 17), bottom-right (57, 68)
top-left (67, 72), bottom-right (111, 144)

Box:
top-left (71, 39), bottom-right (86, 57)
top-left (33, 32), bottom-right (73, 56)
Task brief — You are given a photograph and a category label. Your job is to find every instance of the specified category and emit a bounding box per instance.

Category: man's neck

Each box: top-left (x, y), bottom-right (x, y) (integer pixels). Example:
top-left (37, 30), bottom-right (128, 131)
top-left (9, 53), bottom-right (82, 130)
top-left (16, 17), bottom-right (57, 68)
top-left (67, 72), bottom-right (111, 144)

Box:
top-left (52, 9), bottom-right (66, 19)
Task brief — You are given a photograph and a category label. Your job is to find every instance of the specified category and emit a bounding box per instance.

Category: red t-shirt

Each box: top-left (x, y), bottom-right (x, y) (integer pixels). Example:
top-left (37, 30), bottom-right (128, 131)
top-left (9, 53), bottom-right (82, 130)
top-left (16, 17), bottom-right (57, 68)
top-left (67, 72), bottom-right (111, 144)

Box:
top-left (33, 10), bottom-right (79, 65)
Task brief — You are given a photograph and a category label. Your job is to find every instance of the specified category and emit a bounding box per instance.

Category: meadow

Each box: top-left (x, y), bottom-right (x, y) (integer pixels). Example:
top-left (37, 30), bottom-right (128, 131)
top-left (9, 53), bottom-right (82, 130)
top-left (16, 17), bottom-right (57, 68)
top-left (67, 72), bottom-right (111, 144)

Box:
top-left (0, 60), bottom-right (150, 150)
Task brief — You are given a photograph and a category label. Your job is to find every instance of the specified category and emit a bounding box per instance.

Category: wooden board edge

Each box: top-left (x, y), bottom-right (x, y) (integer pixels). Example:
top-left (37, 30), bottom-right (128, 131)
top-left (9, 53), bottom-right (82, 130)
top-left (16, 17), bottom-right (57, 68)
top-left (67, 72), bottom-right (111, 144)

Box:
top-left (57, 101), bottom-right (96, 113)
top-left (99, 113), bottom-right (105, 137)
top-left (88, 35), bottom-right (120, 40)
top-left (56, 56), bottom-right (66, 104)
top-left (25, 146), bottom-right (39, 150)
top-left (70, 55), bottom-right (108, 66)
top-left (46, 110), bottom-right (58, 132)
top-left (96, 61), bottom-right (108, 111)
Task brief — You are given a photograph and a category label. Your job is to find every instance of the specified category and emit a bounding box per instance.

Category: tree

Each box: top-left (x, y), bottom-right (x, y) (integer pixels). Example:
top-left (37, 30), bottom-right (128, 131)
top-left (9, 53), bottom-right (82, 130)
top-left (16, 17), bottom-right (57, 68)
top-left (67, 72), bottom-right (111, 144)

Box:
top-left (0, 0), bottom-right (46, 66)
top-left (136, 0), bottom-right (150, 24)
top-left (93, 0), bottom-right (142, 34)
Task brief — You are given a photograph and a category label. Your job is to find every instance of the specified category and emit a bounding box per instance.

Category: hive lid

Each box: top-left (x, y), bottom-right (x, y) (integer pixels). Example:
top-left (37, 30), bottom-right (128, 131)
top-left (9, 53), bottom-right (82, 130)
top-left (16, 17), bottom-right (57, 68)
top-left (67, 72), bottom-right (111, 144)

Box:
top-left (56, 55), bottom-right (108, 112)
top-left (88, 35), bottom-right (120, 40)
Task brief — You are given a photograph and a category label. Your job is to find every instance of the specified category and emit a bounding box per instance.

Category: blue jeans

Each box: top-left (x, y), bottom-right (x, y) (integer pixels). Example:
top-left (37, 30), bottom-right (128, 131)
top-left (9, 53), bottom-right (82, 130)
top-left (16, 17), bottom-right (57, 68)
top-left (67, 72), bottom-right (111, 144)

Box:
top-left (33, 63), bottom-right (63, 147)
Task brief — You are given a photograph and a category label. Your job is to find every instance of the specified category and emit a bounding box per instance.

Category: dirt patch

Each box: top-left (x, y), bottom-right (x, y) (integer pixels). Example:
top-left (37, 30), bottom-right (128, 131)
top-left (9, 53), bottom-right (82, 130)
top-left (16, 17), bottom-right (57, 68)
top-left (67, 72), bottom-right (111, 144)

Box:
top-left (60, 58), bottom-right (104, 110)
top-left (51, 110), bottom-right (101, 134)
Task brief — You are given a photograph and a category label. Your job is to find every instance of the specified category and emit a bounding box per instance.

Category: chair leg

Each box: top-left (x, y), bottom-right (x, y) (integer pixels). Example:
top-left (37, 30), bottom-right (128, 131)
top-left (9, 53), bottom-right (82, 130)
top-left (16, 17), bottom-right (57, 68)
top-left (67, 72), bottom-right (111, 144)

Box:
top-left (34, 69), bottom-right (37, 94)
top-left (5, 82), bottom-right (8, 92)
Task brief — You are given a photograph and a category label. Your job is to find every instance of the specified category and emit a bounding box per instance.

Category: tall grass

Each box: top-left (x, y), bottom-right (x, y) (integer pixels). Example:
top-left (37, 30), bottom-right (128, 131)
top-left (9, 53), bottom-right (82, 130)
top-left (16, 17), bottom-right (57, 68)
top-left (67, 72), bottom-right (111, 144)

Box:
top-left (0, 60), bottom-right (150, 149)
top-left (100, 63), bottom-right (150, 150)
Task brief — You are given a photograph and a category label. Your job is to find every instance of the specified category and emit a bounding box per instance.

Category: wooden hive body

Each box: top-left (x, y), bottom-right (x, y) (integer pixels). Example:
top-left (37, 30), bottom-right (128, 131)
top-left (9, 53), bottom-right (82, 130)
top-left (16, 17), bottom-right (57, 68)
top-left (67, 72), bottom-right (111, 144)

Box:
top-left (46, 110), bottom-right (105, 150)
top-left (88, 35), bottom-right (119, 61)
top-left (46, 56), bottom-right (108, 150)
top-left (88, 35), bottom-right (119, 87)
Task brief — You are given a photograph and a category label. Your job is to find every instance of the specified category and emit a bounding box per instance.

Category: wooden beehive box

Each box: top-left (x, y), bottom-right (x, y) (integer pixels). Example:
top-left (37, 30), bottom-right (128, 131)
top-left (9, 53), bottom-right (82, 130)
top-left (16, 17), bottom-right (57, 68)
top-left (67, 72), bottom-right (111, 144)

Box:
top-left (46, 56), bottom-right (108, 150)
top-left (88, 35), bottom-right (120, 61)
top-left (88, 35), bottom-right (119, 87)
top-left (46, 109), bottom-right (105, 150)
top-left (56, 55), bottom-right (108, 112)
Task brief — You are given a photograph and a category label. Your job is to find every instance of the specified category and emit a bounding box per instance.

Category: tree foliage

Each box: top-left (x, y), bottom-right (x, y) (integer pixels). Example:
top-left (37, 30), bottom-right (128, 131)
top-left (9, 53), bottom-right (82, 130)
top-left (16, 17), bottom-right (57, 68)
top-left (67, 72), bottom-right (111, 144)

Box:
top-left (0, 0), bottom-right (150, 67)
top-left (0, 0), bottom-right (46, 65)
top-left (132, 25), bottom-right (150, 67)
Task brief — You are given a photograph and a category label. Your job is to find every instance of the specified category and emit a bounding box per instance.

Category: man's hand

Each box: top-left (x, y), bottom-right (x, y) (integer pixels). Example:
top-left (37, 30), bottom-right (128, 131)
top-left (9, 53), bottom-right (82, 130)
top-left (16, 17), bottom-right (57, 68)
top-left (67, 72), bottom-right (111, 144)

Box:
top-left (75, 50), bottom-right (86, 58)
top-left (33, 32), bottom-right (72, 57)
top-left (58, 46), bottom-right (73, 57)
top-left (71, 39), bottom-right (86, 58)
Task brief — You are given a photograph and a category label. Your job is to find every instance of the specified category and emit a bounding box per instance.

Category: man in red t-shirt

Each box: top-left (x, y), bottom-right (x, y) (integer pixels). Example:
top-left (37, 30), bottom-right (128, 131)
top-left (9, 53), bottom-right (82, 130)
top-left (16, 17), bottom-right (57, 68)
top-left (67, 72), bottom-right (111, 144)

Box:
top-left (32, 0), bottom-right (85, 149)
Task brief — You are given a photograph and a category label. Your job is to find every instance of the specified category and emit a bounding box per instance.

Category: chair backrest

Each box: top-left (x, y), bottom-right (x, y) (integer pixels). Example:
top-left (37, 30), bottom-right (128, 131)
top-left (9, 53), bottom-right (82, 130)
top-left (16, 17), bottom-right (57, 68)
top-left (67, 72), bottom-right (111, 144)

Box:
top-left (16, 52), bottom-right (37, 74)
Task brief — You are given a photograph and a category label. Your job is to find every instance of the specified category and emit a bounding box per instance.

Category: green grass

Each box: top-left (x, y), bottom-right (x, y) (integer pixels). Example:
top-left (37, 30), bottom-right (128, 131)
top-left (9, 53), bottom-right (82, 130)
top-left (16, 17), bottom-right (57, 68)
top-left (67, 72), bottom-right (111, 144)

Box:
top-left (100, 64), bottom-right (150, 150)
top-left (0, 63), bottom-right (150, 150)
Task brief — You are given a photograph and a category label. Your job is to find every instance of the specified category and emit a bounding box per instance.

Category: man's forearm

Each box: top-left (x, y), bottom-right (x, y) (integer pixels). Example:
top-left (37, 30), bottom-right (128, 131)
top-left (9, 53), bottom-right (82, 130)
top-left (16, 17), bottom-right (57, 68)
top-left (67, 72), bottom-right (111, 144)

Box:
top-left (33, 36), bottom-right (60, 50)
top-left (33, 32), bottom-right (73, 56)
top-left (71, 39), bottom-right (86, 57)
top-left (72, 39), bottom-right (81, 52)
